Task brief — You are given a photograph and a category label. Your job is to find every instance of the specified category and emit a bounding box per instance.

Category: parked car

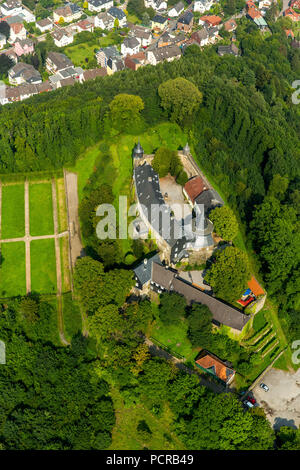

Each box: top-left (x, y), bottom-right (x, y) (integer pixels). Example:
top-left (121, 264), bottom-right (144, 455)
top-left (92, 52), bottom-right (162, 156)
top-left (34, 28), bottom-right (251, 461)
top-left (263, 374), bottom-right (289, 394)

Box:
top-left (243, 400), bottom-right (254, 408)
top-left (260, 383), bottom-right (269, 392)
top-left (246, 396), bottom-right (256, 405)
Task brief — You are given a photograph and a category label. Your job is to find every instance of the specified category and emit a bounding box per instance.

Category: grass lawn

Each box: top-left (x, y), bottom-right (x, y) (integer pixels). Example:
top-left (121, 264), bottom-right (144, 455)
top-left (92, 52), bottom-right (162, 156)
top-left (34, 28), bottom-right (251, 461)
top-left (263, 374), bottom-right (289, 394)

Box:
top-left (60, 236), bottom-right (71, 293)
top-left (56, 178), bottom-right (68, 232)
top-left (150, 303), bottom-right (196, 361)
top-left (109, 385), bottom-right (185, 450)
top-left (62, 293), bottom-right (82, 342)
top-left (0, 242), bottom-right (26, 297)
top-left (64, 42), bottom-right (99, 67)
top-left (29, 182), bottom-right (54, 236)
top-left (30, 239), bottom-right (57, 294)
top-left (1, 184), bottom-right (25, 239)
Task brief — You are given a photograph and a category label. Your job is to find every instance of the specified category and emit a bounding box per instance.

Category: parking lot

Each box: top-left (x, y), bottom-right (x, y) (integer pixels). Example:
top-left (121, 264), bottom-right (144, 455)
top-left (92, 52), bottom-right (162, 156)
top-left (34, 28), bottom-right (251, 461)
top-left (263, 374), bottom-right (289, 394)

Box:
top-left (252, 367), bottom-right (300, 430)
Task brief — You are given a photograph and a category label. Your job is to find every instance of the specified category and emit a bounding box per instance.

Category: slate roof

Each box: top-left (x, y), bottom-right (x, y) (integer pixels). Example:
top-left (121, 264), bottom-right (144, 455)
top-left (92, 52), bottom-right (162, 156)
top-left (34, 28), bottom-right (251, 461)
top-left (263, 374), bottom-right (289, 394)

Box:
top-left (123, 36), bottom-right (140, 49)
top-left (36, 18), bottom-right (52, 27)
top-left (152, 14), bottom-right (168, 24)
top-left (89, 0), bottom-right (111, 6)
top-left (133, 253), bottom-right (161, 287)
top-left (194, 189), bottom-right (224, 216)
top-left (150, 44), bottom-right (181, 62)
top-left (47, 52), bottom-right (73, 70)
top-left (108, 7), bottom-right (126, 20)
top-left (134, 163), bottom-right (188, 262)
top-left (151, 262), bottom-right (250, 331)
top-left (178, 11), bottom-right (193, 25)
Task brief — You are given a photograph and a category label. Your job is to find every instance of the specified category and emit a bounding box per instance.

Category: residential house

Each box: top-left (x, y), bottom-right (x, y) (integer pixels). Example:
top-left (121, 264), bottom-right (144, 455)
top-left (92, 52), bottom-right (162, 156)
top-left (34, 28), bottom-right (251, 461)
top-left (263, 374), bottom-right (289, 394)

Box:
top-left (14, 38), bottom-right (34, 57)
top-left (133, 253), bottom-right (161, 291)
top-left (283, 7), bottom-right (300, 22)
top-left (76, 18), bottom-right (94, 32)
top-left (0, 0), bottom-right (22, 16)
top-left (106, 56), bottom-right (124, 74)
top-left (0, 81), bottom-right (52, 105)
top-left (36, 18), bottom-right (53, 33)
top-left (258, 0), bottom-right (272, 8)
top-left (8, 62), bottom-right (42, 85)
top-left (177, 11), bottom-right (193, 32)
top-left (124, 52), bottom-right (146, 70)
top-left (96, 45), bottom-right (119, 67)
top-left (190, 28), bottom-right (209, 46)
top-left (146, 44), bottom-right (181, 65)
top-left (157, 31), bottom-right (185, 47)
top-left (19, 7), bottom-right (36, 23)
top-left (82, 67), bottom-right (107, 81)
top-left (151, 15), bottom-right (168, 31)
top-left (46, 51), bottom-right (74, 73)
top-left (183, 175), bottom-right (208, 206)
top-left (128, 24), bottom-right (152, 47)
top-left (145, 0), bottom-right (168, 11)
top-left (87, 0), bottom-right (113, 12)
top-left (194, 0), bottom-right (214, 13)
top-left (246, 2), bottom-right (268, 28)
top-left (0, 33), bottom-right (6, 49)
top-left (121, 36), bottom-right (140, 56)
top-left (52, 29), bottom-right (74, 47)
top-left (9, 22), bottom-right (26, 43)
top-left (107, 7), bottom-right (127, 27)
top-left (207, 26), bottom-right (219, 43)
top-left (195, 351), bottom-right (235, 385)
top-left (151, 262), bottom-right (251, 333)
top-left (53, 3), bottom-right (82, 23)
top-left (199, 15), bottom-right (222, 27)
top-left (168, 1), bottom-right (184, 17)
top-left (94, 11), bottom-right (115, 29)
top-left (217, 42), bottom-right (239, 56)
top-left (223, 19), bottom-right (237, 32)
top-left (49, 66), bottom-right (84, 89)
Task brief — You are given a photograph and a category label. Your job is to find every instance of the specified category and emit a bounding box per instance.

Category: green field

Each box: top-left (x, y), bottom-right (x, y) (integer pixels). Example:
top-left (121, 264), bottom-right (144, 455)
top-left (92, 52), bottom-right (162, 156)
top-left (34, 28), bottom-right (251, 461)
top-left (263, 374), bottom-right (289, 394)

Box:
top-left (64, 42), bottom-right (99, 67)
top-left (29, 183), bottom-right (54, 236)
top-left (1, 184), bottom-right (25, 239)
top-left (30, 239), bottom-right (57, 294)
top-left (0, 242), bottom-right (26, 297)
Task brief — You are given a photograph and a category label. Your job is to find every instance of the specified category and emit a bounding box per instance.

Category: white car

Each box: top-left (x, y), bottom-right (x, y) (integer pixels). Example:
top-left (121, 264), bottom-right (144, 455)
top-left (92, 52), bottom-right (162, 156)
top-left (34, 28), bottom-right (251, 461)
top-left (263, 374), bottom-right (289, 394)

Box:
top-left (243, 400), bottom-right (254, 408)
top-left (260, 383), bottom-right (269, 392)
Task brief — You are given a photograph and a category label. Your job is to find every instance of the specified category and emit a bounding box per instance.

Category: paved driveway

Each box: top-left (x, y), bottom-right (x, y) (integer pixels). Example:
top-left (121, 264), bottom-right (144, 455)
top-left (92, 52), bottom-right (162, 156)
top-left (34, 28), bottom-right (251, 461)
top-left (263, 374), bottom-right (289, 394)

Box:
top-left (252, 368), bottom-right (300, 430)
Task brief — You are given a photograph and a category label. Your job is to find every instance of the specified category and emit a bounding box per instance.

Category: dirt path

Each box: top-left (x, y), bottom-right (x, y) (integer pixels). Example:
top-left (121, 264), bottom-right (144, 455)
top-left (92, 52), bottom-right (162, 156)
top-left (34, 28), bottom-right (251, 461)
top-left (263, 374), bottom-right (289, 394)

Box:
top-left (64, 171), bottom-right (84, 276)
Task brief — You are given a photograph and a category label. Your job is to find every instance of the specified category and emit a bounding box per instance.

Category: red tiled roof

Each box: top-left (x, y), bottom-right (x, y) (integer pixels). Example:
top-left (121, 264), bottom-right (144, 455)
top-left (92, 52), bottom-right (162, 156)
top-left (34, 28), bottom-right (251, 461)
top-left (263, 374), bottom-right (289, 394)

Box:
top-left (195, 352), bottom-right (235, 383)
top-left (184, 176), bottom-right (207, 203)
top-left (247, 276), bottom-right (265, 297)
top-left (247, 7), bottom-right (261, 19)
top-left (200, 15), bottom-right (222, 26)
top-left (10, 22), bottom-right (24, 34)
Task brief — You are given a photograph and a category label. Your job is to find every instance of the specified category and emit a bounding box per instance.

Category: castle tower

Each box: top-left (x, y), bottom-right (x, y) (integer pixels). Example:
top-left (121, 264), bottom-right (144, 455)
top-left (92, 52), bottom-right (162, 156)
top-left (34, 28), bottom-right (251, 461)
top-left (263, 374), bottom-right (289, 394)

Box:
top-left (132, 140), bottom-right (144, 160)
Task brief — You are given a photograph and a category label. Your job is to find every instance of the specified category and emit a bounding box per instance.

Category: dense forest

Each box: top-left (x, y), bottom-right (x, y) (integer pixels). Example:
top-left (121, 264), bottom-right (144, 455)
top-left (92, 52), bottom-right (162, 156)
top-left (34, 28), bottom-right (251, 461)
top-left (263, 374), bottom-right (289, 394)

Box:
top-left (0, 17), bottom-right (299, 449)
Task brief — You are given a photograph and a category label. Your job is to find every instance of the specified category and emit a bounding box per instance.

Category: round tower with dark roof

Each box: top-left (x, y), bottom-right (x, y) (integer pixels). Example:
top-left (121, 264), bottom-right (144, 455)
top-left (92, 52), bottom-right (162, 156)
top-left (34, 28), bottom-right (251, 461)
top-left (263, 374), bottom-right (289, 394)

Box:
top-left (132, 140), bottom-right (144, 160)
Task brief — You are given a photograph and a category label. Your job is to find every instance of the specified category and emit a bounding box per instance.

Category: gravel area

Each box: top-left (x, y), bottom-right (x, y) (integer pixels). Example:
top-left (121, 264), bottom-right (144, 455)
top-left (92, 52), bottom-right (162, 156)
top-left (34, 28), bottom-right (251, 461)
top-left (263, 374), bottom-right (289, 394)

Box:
top-left (252, 368), bottom-right (300, 430)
